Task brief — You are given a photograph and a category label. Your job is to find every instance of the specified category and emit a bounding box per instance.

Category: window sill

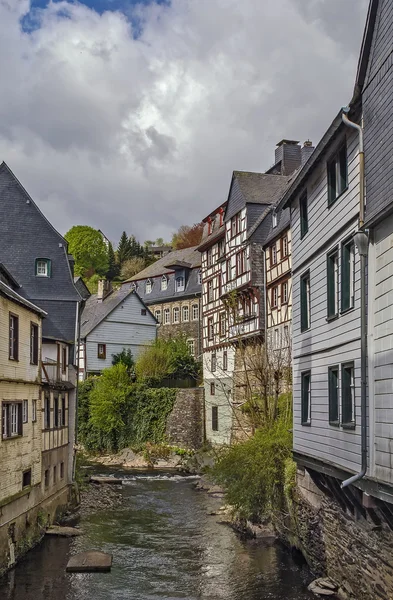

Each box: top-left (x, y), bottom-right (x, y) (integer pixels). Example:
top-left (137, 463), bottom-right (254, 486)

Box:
top-left (300, 327), bottom-right (311, 333)
top-left (329, 420), bottom-right (340, 428)
top-left (301, 421), bottom-right (311, 427)
top-left (340, 306), bottom-right (355, 316)
top-left (2, 434), bottom-right (23, 441)
top-left (326, 314), bottom-right (339, 323)
top-left (8, 358), bottom-right (19, 362)
top-left (342, 422), bottom-right (356, 430)
top-left (328, 186), bottom-right (349, 209)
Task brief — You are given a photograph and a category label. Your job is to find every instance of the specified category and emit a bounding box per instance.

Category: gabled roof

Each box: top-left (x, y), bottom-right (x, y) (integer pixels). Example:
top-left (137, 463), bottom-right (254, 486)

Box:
top-left (125, 247), bottom-right (201, 282)
top-left (0, 263), bottom-right (20, 289)
top-left (80, 286), bottom-right (155, 338)
top-left (0, 280), bottom-right (47, 317)
top-left (232, 171), bottom-right (292, 206)
top-left (264, 207), bottom-right (291, 247)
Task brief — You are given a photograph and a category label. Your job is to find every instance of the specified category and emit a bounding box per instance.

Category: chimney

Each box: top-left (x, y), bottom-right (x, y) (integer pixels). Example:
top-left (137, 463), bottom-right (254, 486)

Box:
top-left (274, 140), bottom-right (301, 176)
top-left (97, 279), bottom-right (112, 301)
top-left (301, 140), bottom-right (314, 166)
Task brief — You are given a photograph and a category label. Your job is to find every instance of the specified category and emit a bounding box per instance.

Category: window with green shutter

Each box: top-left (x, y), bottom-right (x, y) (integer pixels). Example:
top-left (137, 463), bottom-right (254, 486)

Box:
top-left (300, 192), bottom-right (308, 239)
top-left (35, 258), bottom-right (51, 277)
top-left (328, 366), bottom-right (339, 425)
top-left (301, 371), bottom-right (311, 425)
top-left (341, 239), bottom-right (355, 312)
top-left (342, 363), bottom-right (355, 426)
top-left (327, 143), bottom-right (348, 206)
top-left (300, 271), bottom-right (310, 332)
top-left (327, 249), bottom-right (338, 318)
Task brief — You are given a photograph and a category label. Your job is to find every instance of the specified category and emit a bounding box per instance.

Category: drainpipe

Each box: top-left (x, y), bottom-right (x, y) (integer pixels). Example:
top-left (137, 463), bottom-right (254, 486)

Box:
top-left (341, 107), bottom-right (368, 489)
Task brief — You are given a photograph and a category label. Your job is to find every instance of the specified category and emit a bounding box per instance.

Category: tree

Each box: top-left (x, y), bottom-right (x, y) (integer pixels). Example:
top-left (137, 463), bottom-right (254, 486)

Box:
top-left (112, 348), bottom-right (135, 378)
top-left (171, 223), bottom-right (204, 249)
top-left (106, 242), bottom-right (120, 281)
top-left (120, 256), bottom-right (146, 280)
top-left (117, 231), bottom-right (132, 266)
top-left (65, 225), bottom-right (109, 278)
top-left (135, 336), bottom-right (200, 384)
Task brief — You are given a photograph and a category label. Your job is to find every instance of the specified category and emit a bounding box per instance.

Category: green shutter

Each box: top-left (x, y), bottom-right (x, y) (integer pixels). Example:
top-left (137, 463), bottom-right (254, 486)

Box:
top-left (327, 159), bottom-right (336, 205)
top-left (301, 274), bottom-right (309, 331)
top-left (342, 364), bottom-right (353, 424)
top-left (328, 367), bottom-right (339, 423)
top-left (339, 145), bottom-right (348, 193)
top-left (327, 253), bottom-right (337, 318)
top-left (300, 193), bottom-right (308, 238)
top-left (301, 372), bottom-right (310, 424)
top-left (341, 242), bottom-right (352, 311)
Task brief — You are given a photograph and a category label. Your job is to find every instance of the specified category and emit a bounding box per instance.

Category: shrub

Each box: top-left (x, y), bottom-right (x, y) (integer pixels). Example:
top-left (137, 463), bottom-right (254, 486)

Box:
top-left (135, 336), bottom-right (200, 384)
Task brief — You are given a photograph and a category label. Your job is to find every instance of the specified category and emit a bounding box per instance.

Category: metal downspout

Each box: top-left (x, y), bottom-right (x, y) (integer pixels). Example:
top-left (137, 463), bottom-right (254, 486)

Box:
top-left (341, 108), bottom-right (368, 489)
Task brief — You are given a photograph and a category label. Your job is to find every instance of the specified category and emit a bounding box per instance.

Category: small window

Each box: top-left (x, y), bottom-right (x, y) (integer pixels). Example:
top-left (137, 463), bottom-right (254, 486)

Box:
top-left (301, 371), bottom-right (311, 425)
top-left (207, 279), bottom-right (214, 302)
top-left (300, 272), bottom-right (310, 332)
top-left (44, 468), bottom-right (49, 488)
top-left (131, 282), bottom-right (137, 292)
top-left (164, 308), bottom-right (171, 324)
top-left (173, 307), bottom-right (180, 323)
top-left (223, 351), bottom-right (228, 371)
top-left (342, 363), bottom-right (355, 426)
top-left (282, 236), bottom-right (289, 257)
top-left (97, 343), bottom-right (106, 359)
top-left (270, 244), bottom-right (277, 265)
top-left (283, 325), bottom-right (289, 346)
top-left (207, 249), bottom-right (212, 267)
top-left (176, 276), bottom-right (185, 292)
top-left (22, 469), bottom-right (32, 488)
top-left (161, 275), bottom-right (168, 291)
top-left (61, 395), bottom-right (66, 427)
top-left (219, 312), bottom-right (226, 337)
top-left (341, 239), bottom-right (355, 312)
top-left (300, 192), bottom-right (308, 238)
top-left (155, 310), bottom-right (162, 323)
top-left (187, 339), bottom-right (195, 356)
top-left (207, 318), bottom-right (214, 340)
top-left (54, 395), bottom-right (59, 428)
top-left (62, 346), bottom-right (67, 373)
top-left (272, 212), bottom-right (277, 228)
top-left (53, 465), bottom-right (57, 484)
top-left (141, 308), bottom-right (147, 316)
top-left (236, 249), bottom-right (246, 276)
top-left (211, 353), bottom-right (217, 373)
top-left (35, 258), bottom-right (51, 277)
top-left (271, 286), bottom-right (278, 308)
top-left (30, 323), bottom-right (39, 365)
top-left (198, 270), bottom-right (202, 285)
top-left (327, 249), bottom-right (339, 318)
top-left (328, 144), bottom-right (348, 206)
top-left (60, 462), bottom-right (64, 479)
top-left (231, 217), bottom-right (237, 238)
top-left (218, 239), bottom-right (225, 258)
top-left (9, 313), bottom-right (19, 361)
top-left (210, 382), bottom-right (216, 396)
top-left (182, 305), bottom-right (189, 322)
top-left (274, 329), bottom-right (279, 349)
top-left (226, 260), bottom-right (231, 283)
top-left (192, 304), bottom-right (199, 321)
top-left (32, 399), bottom-right (37, 423)
top-left (23, 400), bottom-right (28, 423)
top-left (2, 402), bottom-right (23, 438)
top-left (44, 394), bottom-right (50, 429)
top-left (146, 279), bottom-right (152, 294)
top-left (281, 281), bottom-right (288, 305)
top-left (212, 406), bottom-right (218, 431)
top-left (328, 366), bottom-right (339, 425)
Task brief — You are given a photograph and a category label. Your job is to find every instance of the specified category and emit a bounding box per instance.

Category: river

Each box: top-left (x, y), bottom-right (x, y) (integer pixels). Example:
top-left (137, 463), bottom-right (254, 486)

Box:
top-left (0, 471), bottom-right (314, 600)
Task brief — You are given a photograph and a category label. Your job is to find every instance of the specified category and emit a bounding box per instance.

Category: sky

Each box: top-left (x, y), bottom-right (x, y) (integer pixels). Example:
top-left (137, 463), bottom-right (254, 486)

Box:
top-left (0, 0), bottom-right (369, 245)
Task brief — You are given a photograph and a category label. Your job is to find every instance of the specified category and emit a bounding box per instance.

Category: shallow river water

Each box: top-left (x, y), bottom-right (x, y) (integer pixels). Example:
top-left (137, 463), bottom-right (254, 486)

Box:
top-left (0, 472), bottom-right (314, 600)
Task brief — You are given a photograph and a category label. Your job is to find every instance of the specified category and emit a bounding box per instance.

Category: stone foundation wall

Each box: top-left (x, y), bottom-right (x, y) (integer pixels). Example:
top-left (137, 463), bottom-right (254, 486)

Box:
top-left (166, 388), bottom-right (204, 449)
top-left (280, 469), bottom-right (393, 600)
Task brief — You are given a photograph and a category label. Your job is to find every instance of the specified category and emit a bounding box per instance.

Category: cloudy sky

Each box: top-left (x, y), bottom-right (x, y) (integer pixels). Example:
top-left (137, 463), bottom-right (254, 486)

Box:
top-left (0, 0), bottom-right (368, 245)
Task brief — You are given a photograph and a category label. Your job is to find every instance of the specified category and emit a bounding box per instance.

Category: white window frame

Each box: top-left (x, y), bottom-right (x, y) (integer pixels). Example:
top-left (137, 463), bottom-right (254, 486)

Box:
top-left (182, 305), bottom-right (189, 322)
top-left (36, 259), bottom-right (49, 277)
top-left (187, 339), bottom-right (195, 356)
top-left (272, 212), bottom-right (278, 228)
top-left (23, 399), bottom-right (28, 423)
top-left (161, 275), bottom-right (168, 291)
top-left (192, 304), bottom-right (199, 321)
top-left (173, 307), bottom-right (180, 323)
top-left (155, 310), bottom-right (162, 323)
top-left (176, 276), bottom-right (185, 292)
top-left (197, 270), bottom-right (202, 285)
top-left (164, 308), bottom-right (170, 324)
top-left (146, 279), bottom-right (152, 294)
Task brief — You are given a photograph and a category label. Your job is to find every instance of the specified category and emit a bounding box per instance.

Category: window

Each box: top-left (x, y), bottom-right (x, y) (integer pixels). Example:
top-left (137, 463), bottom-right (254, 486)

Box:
top-left (300, 192), bottom-right (308, 238)
top-left (300, 272), bottom-right (310, 331)
top-left (211, 353), bottom-right (217, 373)
top-left (187, 339), bottom-right (195, 356)
top-left (192, 304), bottom-right (199, 321)
top-left (53, 465), bottom-right (57, 484)
top-left (22, 469), bottom-right (32, 488)
top-left (219, 208), bottom-right (224, 227)
top-left (9, 314), bottom-right (19, 361)
top-left (60, 462), bottom-right (64, 479)
top-left (207, 217), bottom-right (212, 235)
top-left (44, 394), bottom-right (50, 429)
top-left (176, 276), bottom-right (185, 292)
top-left (219, 312), bottom-right (226, 337)
top-left (231, 217), bottom-right (237, 238)
top-left (281, 281), bottom-right (288, 304)
top-left (212, 406), bottom-right (218, 431)
top-left (62, 346), bottom-right (67, 373)
top-left (327, 249), bottom-right (339, 318)
top-left (272, 212), bottom-right (278, 228)
top-left (161, 275), bottom-right (168, 291)
top-left (2, 402), bottom-right (22, 438)
top-left (226, 259), bottom-right (231, 283)
top-left (282, 236), bottom-right (288, 257)
top-left (207, 249), bottom-right (213, 267)
top-left (141, 308), bottom-right (147, 316)
top-left (236, 213), bottom-right (242, 234)
top-left (327, 144), bottom-right (348, 206)
top-left (236, 250), bottom-right (246, 276)
top-left (218, 239), bottom-right (225, 258)
top-left (54, 395), bottom-right (59, 428)
top-left (44, 469), bottom-right (49, 488)
top-left (30, 323), bottom-right (39, 365)
top-left (342, 363), bottom-right (355, 426)
top-left (155, 310), bottom-right (162, 323)
top-left (218, 272), bottom-right (222, 297)
top-left (207, 279), bottom-right (214, 302)
top-left (283, 325), bottom-right (289, 346)
top-left (210, 383), bottom-right (216, 396)
top-left (164, 308), bottom-right (170, 324)
top-left (97, 343), bottom-right (106, 359)
top-left (341, 239), bottom-right (355, 312)
top-left (146, 279), bottom-right (152, 294)
top-left (328, 366), bottom-right (339, 425)
top-left (198, 270), bottom-right (202, 285)
top-left (243, 296), bottom-right (252, 317)
top-left (208, 318), bottom-right (214, 340)
top-left (35, 258), bottom-right (51, 277)
top-left (131, 282), bottom-right (137, 292)
top-left (270, 244), bottom-right (277, 265)
top-left (173, 307), bottom-right (180, 323)
top-left (58, 395), bottom-right (63, 428)
top-left (223, 351), bottom-right (228, 371)
top-left (182, 305), bottom-right (189, 322)
top-left (271, 286), bottom-right (278, 308)
top-left (301, 371), bottom-right (311, 425)
top-left (62, 395), bottom-right (66, 426)
top-left (32, 400), bottom-right (37, 423)
top-left (274, 329), bottom-right (279, 349)
top-left (23, 400), bottom-right (28, 423)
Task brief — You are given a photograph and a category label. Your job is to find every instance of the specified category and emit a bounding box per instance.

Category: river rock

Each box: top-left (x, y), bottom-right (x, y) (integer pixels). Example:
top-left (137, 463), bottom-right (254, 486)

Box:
top-left (66, 551), bottom-right (112, 573)
top-left (308, 578), bottom-right (338, 597)
top-left (46, 526), bottom-right (83, 537)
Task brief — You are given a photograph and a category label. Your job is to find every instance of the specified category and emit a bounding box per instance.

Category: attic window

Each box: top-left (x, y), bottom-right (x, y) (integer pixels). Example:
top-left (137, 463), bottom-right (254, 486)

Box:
top-left (146, 279), bottom-right (152, 294)
top-left (35, 259), bottom-right (51, 277)
top-left (219, 208), bottom-right (224, 227)
top-left (161, 275), bottom-right (168, 291)
top-left (176, 276), bottom-right (185, 292)
top-left (272, 212), bottom-right (278, 228)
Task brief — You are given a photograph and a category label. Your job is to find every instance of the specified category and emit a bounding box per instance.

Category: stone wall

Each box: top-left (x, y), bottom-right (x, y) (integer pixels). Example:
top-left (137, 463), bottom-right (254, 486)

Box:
top-left (166, 388), bottom-right (204, 449)
top-left (148, 299), bottom-right (202, 358)
top-left (280, 469), bottom-right (393, 600)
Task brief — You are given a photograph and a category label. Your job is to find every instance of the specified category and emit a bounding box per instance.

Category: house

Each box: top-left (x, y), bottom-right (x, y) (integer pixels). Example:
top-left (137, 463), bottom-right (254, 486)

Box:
top-left (150, 245), bottom-right (173, 259)
top-left (0, 266), bottom-right (47, 572)
top-left (124, 247), bottom-right (202, 359)
top-left (0, 162), bottom-right (82, 535)
top-left (79, 280), bottom-right (157, 378)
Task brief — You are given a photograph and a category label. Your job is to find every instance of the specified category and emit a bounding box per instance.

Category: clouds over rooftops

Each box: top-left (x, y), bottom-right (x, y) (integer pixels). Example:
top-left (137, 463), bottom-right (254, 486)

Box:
top-left (0, 0), bottom-right (368, 243)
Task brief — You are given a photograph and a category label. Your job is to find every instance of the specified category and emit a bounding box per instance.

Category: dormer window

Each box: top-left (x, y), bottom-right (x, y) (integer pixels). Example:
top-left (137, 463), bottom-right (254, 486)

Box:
top-left (35, 259), bottom-right (51, 277)
top-left (146, 279), bottom-right (152, 294)
top-left (161, 275), bottom-right (168, 291)
top-left (176, 276), bottom-right (185, 292)
top-left (272, 212), bottom-right (277, 228)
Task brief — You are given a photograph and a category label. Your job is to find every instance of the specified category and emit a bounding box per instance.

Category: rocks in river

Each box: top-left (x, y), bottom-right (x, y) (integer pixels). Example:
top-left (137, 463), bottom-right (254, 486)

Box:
top-left (79, 481), bottom-right (124, 517)
top-left (308, 578), bottom-right (339, 597)
top-left (66, 551), bottom-right (112, 573)
top-left (46, 526), bottom-right (83, 537)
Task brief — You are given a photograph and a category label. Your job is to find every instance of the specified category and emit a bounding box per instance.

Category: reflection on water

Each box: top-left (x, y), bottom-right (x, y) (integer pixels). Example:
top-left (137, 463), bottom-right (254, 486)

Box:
top-left (0, 473), bottom-right (313, 600)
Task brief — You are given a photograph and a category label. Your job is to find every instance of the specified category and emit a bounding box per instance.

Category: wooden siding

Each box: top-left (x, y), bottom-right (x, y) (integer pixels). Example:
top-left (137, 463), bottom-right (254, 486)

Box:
top-left (291, 128), bottom-right (362, 474)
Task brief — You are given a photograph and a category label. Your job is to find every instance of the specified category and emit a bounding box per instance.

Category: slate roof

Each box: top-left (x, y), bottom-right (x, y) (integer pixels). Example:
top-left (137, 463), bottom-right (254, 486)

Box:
top-left (0, 280), bottom-right (47, 316)
top-left (74, 277), bottom-right (91, 301)
top-left (233, 171), bottom-right (292, 205)
top-left (125, 247), bottom-right (201, 282)
top-left (264, 207), bottom-right (291, 246)
top-left (81, 285), bottom-right (142, 338)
